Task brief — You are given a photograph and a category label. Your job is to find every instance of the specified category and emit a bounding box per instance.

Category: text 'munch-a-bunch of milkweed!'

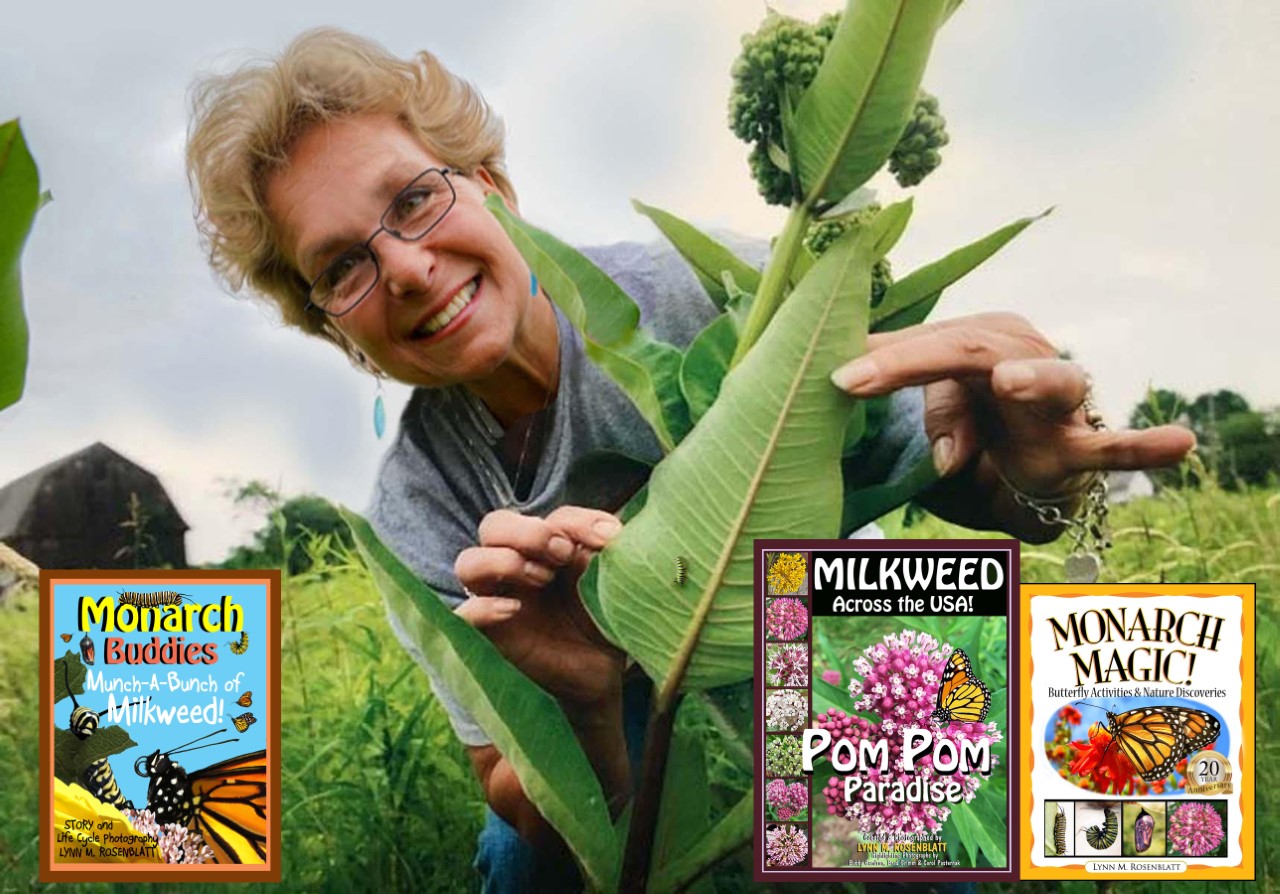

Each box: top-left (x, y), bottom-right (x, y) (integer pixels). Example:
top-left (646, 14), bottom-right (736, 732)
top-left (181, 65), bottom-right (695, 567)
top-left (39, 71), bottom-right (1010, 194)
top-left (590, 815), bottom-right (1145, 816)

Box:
top-left (754, 544), bottom-right (1257, 884)
top-left (39, 571), bottom-right (281, 884)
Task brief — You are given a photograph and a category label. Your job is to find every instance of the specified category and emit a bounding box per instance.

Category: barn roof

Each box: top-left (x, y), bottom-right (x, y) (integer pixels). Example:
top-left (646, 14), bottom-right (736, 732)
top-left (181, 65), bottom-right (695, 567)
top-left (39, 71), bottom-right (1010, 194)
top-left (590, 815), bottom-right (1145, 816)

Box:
top-left (0, 442), bottom-right (189, 539)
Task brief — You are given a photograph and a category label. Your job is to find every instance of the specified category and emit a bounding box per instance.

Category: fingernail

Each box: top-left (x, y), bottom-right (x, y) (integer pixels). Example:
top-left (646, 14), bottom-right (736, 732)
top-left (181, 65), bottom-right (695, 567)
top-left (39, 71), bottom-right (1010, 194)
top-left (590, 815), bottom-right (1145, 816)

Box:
top-left (549, 535), bottom-right (574, 563)
top-left (831, 359), bottom-right (877, 392)
top-left (1002, 362), bottom-right (1036, 395)
top-left (495, 598), bottom-right (522, 613)
top-left (524, 561), bottom-right (554, 584)
top-left (593, 517), bottom-right (623, 540)
top-left (933, 436), bottom-right (955, 476)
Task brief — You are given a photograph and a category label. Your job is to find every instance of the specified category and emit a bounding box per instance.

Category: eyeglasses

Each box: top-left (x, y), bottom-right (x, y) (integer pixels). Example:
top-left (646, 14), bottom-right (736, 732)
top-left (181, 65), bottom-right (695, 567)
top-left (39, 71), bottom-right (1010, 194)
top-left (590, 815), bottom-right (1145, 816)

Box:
top-left (305, 167), bottom-right (459, 317)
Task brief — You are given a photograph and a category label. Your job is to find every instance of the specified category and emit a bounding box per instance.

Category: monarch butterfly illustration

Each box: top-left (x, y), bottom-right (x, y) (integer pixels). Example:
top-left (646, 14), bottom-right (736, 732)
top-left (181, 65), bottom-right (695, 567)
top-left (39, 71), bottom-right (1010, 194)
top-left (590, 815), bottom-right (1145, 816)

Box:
top-left (1081, 805), bottom-right (1118, 850)
top-left (228, 631), bottom-right (249, 655)
top-left (116, 590), bottom-right (195, 608)
top-left (60, 633), bottom-right (73, 643)
top-left (1052, 804), bottom-right (1067, 855)
top-left (237, 691), bottom-right (253, 708)
top-left (1075, 701), bottom-right (1221, 782)
top-left (930, 649), bottom-right (991, 725)
top-left (135, 730), bottom-right (267, 864)
top-left (61, 661), bottom-right (149, 810)
top-left (673, 556), bottom-right (686, 586)
top-left (232, 712), bottom-right (257, 733)
top-left (1134, 807), bottom-right (1155, 853)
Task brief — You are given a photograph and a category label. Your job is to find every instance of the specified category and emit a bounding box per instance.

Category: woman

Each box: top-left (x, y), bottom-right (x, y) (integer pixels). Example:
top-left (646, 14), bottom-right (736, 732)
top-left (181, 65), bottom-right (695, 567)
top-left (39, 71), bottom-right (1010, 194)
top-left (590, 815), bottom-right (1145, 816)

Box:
top-left (186, 28), bottom-right (1192, 889)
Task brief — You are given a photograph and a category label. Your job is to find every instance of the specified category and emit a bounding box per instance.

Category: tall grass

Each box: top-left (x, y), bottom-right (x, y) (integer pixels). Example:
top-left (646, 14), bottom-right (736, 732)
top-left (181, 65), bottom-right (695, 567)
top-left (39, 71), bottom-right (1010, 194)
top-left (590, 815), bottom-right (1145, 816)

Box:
top-left (1, 481), bottom-right (1275, 892)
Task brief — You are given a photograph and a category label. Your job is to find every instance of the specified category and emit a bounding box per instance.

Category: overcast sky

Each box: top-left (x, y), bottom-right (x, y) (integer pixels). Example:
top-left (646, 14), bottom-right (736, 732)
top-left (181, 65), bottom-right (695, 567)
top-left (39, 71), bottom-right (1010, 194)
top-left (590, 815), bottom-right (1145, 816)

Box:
top-left (1, 0), bottom-right (1277, 563)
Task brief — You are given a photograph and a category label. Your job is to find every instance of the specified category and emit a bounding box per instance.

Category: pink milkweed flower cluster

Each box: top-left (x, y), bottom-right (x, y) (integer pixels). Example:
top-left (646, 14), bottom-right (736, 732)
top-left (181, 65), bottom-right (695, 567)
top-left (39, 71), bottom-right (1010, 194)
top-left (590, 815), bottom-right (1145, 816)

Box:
top-left (766, 779), bottom-right (809, 820)
top-left (1168, 801), bottom-right (1225, 856)
top-left (124, 808), bottom-right (215, 864)
top-left (765, 824), bottom-right (809, 867)
top-left (767, 643), bottom-right (810, 686)
top-left (766, 597), bottom-right (808, 640)
top-left (819, 629), bottom-right (1002, 837)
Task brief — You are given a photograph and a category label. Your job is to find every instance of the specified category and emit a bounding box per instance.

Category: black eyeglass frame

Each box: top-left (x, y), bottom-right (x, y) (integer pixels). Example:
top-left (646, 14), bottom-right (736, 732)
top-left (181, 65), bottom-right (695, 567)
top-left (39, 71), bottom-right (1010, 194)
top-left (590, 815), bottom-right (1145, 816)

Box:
top-left (304, 166), bottom-right (460, 318)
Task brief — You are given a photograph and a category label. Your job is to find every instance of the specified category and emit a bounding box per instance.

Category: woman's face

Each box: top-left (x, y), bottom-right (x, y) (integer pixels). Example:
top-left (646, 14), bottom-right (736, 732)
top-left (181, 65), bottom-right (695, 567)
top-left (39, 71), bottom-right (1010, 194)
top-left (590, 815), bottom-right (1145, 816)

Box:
top-left (266, 114), bottom-right (537, 388)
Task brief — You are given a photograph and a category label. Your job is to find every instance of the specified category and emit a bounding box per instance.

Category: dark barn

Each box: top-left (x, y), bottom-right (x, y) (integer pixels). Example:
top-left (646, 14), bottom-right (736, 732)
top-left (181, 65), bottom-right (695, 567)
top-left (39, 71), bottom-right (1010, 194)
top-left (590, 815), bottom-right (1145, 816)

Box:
top-left (0, 442), bottom-right (188, 569)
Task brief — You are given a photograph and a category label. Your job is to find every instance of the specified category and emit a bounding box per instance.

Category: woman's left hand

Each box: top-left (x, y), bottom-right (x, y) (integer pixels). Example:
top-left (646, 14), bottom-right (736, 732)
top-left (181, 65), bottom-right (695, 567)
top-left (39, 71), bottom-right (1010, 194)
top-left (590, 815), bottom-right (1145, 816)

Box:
top-left (831, 312), bottom-right (1196, 542)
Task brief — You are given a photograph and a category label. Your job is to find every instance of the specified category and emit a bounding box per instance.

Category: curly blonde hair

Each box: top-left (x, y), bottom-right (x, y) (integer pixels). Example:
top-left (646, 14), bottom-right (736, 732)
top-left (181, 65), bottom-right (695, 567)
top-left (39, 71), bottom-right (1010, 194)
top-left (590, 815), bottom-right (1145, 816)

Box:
top-left (186, 27), bottom-right (515, 363)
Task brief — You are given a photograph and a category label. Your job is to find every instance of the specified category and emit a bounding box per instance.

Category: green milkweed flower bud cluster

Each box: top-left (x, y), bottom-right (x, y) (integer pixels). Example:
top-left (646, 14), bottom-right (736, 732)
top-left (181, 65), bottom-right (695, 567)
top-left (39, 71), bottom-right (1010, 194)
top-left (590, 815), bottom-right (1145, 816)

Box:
top-left (728, 12), bottom-right (949, 205)
top-left (889, 91), bottom-right (948, 186)
top-left (803, 205), bottom-right (893, 306)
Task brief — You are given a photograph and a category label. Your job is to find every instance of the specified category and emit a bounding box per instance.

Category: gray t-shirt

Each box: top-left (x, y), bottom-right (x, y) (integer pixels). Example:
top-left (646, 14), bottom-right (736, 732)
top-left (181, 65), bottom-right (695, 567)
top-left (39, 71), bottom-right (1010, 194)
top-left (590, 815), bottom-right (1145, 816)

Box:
top-left (367, 240), bottom-right (927, 746)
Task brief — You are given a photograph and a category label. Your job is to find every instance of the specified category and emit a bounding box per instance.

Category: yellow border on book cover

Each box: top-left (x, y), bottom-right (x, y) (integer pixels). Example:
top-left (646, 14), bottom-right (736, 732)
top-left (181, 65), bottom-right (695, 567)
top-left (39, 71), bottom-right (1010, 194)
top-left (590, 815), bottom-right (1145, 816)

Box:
top-left (1018, 584), bottom-right (1255, 881)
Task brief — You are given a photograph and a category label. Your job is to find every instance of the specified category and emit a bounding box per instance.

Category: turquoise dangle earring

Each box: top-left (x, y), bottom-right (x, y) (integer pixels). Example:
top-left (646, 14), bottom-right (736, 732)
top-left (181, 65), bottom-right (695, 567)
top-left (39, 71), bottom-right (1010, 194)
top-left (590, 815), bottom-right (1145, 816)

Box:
top-left (373, 377), bottom-right (386, 439)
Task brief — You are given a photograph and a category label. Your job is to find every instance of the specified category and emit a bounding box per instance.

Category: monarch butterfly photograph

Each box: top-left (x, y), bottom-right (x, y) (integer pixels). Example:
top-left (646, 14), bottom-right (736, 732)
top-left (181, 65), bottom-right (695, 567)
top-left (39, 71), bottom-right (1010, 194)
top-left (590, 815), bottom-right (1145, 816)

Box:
top-left (232, 712), bottom-right (257, 733)
top-left (1045, 699), bottom-right (1225, 794)
top-left (808, 617), bottom-right (1009, 870)
top-left (237, 691), bottom-right (254, 708)
top-left (1079, 804), bottom-right (1119, 850)
top-left (59, 633), bottom-right (72, 643)
top-left (134, 730), bottom-right (268, 864)
top-left (930, 649), bottom-right (991, 725)
top-left (228, 631), bottom-right (249, 655)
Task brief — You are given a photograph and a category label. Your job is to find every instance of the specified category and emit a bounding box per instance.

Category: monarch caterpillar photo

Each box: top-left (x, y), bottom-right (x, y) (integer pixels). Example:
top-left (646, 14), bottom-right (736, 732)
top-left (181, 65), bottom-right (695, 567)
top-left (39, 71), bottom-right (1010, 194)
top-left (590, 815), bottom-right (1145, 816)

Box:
top-left (237, 691), bottom-right (253, 708)
top-left (116, 590), bottom-right (195, 608)
top-left (1081, 805), bottom-right (1119, 850)
top-left (931, 650), bottom-right (991, 725)
top-left (1076, 701), bottom-right (1221, 782)
top-left (60, 661), bottom-right (149, 811)
top-left (673, 556), bottom-right (686, 586)
top-left (232, 712), bottom-right (257, 733)
top-left (134, 730), bottom-right (268, 864)
top-left (228, 631), bottom-right (249, 655)
top-left (1053, 804), bottom-right (1067, 855)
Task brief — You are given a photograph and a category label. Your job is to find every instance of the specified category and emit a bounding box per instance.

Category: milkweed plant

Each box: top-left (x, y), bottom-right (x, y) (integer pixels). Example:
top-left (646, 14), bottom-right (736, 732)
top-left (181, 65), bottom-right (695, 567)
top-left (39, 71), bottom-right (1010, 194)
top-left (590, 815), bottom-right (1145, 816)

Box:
top-left (346, 1), bottom-right (1051, 888)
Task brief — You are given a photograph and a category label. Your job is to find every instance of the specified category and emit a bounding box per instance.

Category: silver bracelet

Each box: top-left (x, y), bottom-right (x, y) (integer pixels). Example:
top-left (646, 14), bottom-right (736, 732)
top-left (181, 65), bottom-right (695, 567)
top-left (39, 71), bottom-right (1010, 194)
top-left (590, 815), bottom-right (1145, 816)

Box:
top-left (999, 387), bottom-right (1112, 583)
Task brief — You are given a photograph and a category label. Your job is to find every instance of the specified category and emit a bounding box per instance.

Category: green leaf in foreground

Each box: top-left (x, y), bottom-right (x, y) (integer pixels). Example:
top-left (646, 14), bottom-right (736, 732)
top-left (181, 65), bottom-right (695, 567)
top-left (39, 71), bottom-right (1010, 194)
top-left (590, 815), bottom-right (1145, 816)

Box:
top-left (486, 195), bottom-right (690, 450)
top-left (631, 200), bottom-right (762, 310)
top-left (70, 725), bottom-right (137, 776)
top-left (0, 119), bottom-right (41, 412)
top-left (791, 0), bottom-right (948, 205)
top-left (650, 787), bottom-right (752, 894)
top-left (873, 209), bottom-right (1051, 332)
top-left (591, 208), bottom-right (896, 694)
top-left (342, 509), bottom-right (617, 888)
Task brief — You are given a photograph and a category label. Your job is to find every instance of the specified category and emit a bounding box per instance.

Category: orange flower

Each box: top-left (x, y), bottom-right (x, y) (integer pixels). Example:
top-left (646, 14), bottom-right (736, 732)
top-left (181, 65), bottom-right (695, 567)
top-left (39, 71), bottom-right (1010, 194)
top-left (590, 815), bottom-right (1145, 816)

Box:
top-left (1058, 704), bottom-right (1083, 725)
top-left (1068, 722), bottom-right (1137, 795)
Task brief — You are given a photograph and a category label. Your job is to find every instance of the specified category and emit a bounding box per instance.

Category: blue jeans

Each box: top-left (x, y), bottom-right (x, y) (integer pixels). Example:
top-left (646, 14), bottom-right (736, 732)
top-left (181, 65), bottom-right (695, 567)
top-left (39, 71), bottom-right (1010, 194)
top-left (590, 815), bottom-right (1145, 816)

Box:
top-left (471, 681), bottom-right (977, 894)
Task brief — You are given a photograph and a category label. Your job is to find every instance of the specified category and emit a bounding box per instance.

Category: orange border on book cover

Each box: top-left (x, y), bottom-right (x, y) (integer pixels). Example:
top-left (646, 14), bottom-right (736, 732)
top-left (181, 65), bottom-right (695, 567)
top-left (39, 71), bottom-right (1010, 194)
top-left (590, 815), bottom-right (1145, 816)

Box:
top-left (1018, 583), bottom-right (1255, 881)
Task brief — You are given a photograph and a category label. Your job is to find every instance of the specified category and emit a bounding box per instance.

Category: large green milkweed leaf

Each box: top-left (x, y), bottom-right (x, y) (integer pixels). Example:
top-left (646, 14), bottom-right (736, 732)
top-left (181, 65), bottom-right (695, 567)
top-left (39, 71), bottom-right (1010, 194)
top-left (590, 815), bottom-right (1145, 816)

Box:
top-left (342, 510), bottom-right (617, 888)
top-left (790, 0), bottom-right (949, 205)
top-left (873, 209), bottom-right (1051, 332)
top-left (591, 208), bottom-right (908, 693)
top-left (651, 788), bottom-right (753, 894)
top-left (631, 200), bottom-right (762, 310)
top-left (0, 120), bottom-right (41, 412)
top-left (487, 196), bottom-right (689, 450)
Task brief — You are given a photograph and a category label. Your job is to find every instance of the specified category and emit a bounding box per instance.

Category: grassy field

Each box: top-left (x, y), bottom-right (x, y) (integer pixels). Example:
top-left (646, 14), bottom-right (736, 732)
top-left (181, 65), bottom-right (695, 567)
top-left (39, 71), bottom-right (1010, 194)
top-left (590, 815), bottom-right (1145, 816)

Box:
top-left (0, 481), bottom-right (1275, 892)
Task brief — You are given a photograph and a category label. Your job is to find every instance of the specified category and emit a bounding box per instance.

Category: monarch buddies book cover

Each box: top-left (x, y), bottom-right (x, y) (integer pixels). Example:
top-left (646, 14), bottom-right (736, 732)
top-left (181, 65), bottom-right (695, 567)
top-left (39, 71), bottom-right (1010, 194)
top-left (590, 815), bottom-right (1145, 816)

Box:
top-left (755, 539), bottom-right (1018, 883)
top-left (1019, 584), bottom-right (1255, 880)
top-left (38, 570), bottom-right (280, 882)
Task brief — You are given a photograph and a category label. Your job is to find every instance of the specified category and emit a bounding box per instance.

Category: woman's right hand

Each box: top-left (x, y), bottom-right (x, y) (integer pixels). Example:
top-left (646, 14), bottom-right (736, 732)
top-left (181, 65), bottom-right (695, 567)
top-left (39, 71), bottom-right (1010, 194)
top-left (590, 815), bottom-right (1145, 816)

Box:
top-left (453, 506), bottom-right (625, 708)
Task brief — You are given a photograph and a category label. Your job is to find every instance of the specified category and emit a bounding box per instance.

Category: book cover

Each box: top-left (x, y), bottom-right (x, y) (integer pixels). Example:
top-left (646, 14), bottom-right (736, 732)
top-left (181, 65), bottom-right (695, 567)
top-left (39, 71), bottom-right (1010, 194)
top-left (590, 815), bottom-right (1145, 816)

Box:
top-left (755, 538), bottom-right (1018, 883)
top-left (1019, 583), bottom-right (1255, 880)
top-left (39, 570), bottom-right (280, 882)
